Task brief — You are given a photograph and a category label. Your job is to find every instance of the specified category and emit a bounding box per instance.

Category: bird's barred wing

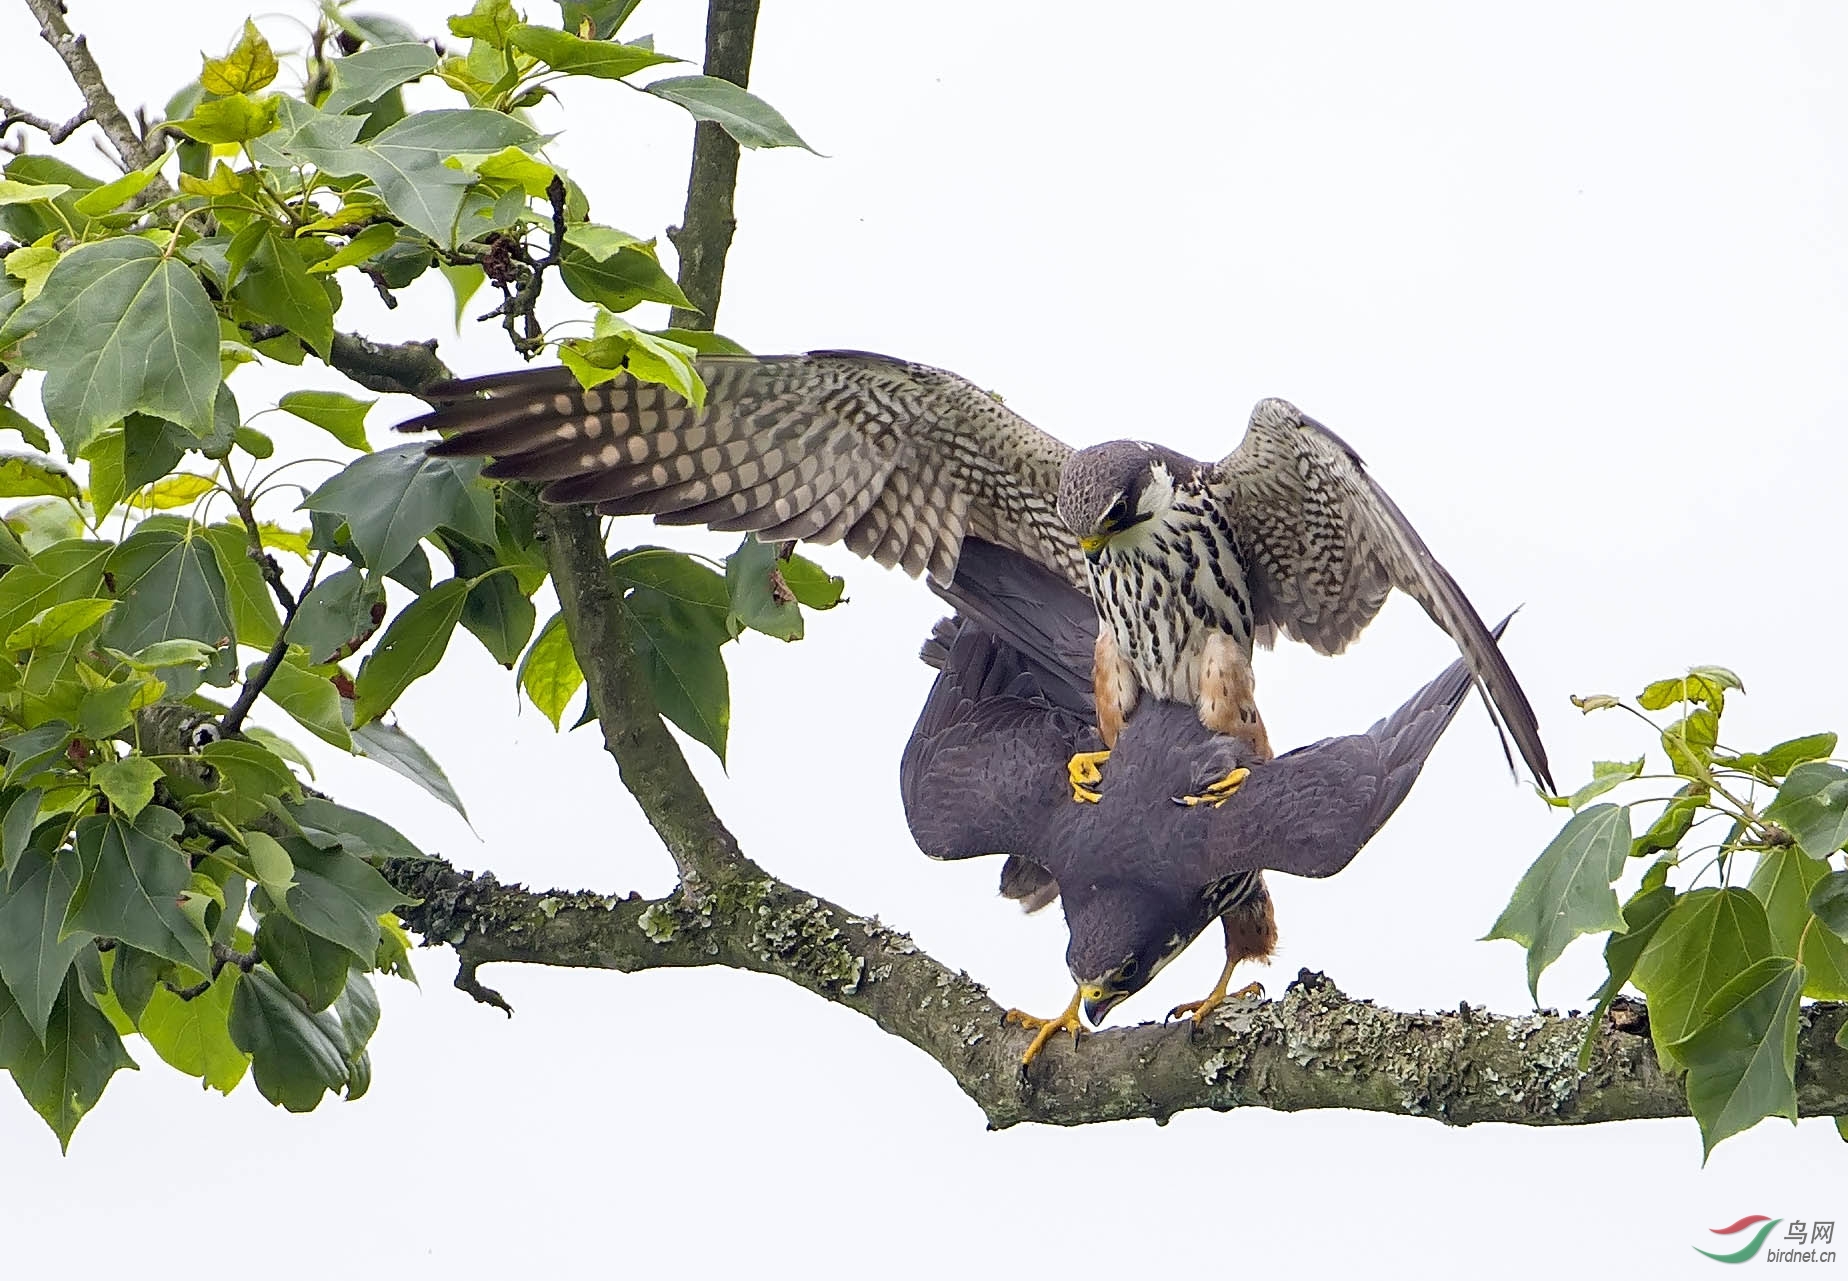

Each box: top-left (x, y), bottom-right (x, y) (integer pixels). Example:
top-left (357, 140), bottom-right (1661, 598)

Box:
top-left (1214, 399), bottom-right (1552, 790)
top-left (400, 351), bottom-right (1084, 588)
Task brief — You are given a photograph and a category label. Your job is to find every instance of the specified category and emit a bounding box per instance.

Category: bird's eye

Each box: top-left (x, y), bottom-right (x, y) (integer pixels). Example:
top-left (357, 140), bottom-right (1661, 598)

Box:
top-left (1104, 496), bottom-right (1130, 526)
top-left (1120, 959), bottom-right (1139, 979)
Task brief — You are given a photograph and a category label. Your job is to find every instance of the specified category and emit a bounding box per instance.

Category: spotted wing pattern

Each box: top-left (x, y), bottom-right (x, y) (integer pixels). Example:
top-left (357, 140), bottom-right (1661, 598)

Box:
top-left (1214, 398), bottom-right (1551, 790)
top-left (403, 351), bottom-right (1083, 587)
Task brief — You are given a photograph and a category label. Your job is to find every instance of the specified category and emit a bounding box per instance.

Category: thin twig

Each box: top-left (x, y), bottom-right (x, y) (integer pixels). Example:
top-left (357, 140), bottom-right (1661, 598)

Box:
top-left (219, 546), bottom-right (328, 738)
top-left (0, 94), bottom-right (92, 144)
top-left (20, 0), bottom-right (174, 199)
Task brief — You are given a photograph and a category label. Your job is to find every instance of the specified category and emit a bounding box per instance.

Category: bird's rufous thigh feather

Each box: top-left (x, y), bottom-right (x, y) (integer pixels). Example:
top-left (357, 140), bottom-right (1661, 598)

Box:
top-left (1093, 626), bottom-right (1138, 748)
top-left (1223, 893), bottom-right (1278, 967)
top-left (1197, 632), bottom-right (1274, 762)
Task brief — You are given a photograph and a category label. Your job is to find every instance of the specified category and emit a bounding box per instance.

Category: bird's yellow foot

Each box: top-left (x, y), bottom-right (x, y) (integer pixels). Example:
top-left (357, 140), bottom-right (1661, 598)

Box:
top-left (1167, 981), bottom-right (1265, 1025)
top-left (1174, 766), bottom-right (1250, 808)
top-left (1006, 992), bottom-right (1086, 1065)
top-left (1068, 749), bottom-right (1110, 804)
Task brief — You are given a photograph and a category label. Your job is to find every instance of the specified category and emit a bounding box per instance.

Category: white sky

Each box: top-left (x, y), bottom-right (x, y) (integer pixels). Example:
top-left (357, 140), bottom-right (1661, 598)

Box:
top-left (2, 1), bottom-right (1844, 1276)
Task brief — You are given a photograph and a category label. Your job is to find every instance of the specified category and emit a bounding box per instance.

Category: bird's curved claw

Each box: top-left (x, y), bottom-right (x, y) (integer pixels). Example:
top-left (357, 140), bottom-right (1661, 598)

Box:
top-left (1167, 980), bottom-right (1265, 1026)
top-left (1006, 992), bottom-right (1086, 1066)
top-left (1068, 749), bottom-right (1110, 804)
top-left (1173, 766), bottom-right (1251, 808)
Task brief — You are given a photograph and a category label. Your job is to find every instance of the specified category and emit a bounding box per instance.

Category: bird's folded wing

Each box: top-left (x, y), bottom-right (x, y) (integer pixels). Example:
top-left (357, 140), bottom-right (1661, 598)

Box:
top-left (399, 351), bottom-right (1084, 588)
top-left (900, 618), bottom-right (1093, 863)
top-left (928, 538), bottom-right (1096, 720)
top-left (1215, 399), bottom-right (1552, 791)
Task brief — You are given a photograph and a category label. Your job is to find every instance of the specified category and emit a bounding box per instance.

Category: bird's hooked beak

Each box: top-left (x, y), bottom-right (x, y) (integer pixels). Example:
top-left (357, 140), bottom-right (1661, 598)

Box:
top-left (1078, 531), bottom-right (1110, 561)
top-left (1080, 982), bottom-right (1127, 1026)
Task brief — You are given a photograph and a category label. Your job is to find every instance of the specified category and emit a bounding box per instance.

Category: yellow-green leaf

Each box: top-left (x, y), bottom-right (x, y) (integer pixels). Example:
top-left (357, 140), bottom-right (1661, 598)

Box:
top-left (200, 19), bottom-right (280, 95)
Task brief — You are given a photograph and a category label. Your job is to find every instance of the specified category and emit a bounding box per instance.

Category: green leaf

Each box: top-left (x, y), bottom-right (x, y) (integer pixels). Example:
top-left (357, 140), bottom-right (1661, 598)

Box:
top-left (0, 455), bottom-right (80, 500)
top-left (0, 540), bottom-right (110, 644)
top-left (644, 74), bottom-right (816, 151)
top-left (0, 238), bottom-right (219, 452)
top-left (198, 738), bottom-right (301, 805)
top-left (2, 722), bottom-right (74, 788)
top-left (1639, 671), bottom-right (1734, 713)
top-left (350, 718), bottom-right (467, 818)
top-left (0, 180), bottom-right (73, 206)
top-left (89, 756), bottom-right (163, 821)
top-left (561, 223), bottom-right (643, 261)
top-left (260, 99), bottom-right (540, 245)
top-left (173, 92), bottom-right (281, 145)
top-left (1632, 886), bottom-right (1774, 1068)
top-left (0, 969), bottom-right (135, 1150)
top-left (126, 473), bottom-right (216, 511)
top-left (518, 612), bottom-right (583, 729)
top-left (280, 388), bottom-right (375, 452)
top-left (438, 533), bottom-right (534, 667)
top-left (1750, 849), bottom-right (1848, 1000)
top-left (1721, 732), bottom-right (1837, 784)
top-left (259, 658), bottom-right (351, 750)
top-left (1631, 788), bottom-right (1702, 859)
top-left (306, 223), bottom-right (397, 276)
top-left (1484, 803), bottom-right (1631, 1000)
top-left (69, 152), bottom-right (168, 217)
top-left (1765, 762), bottom-right (1848, 858)
top-left (447, 145), bottom-right (556, 197)
top-left (560, 245), bottom-right (692, 312)
top-left (322, 42), bottom-right (440, 114)
top-left (332, 969), bottom-right (378, 1098)
top-left (353, 577), bottom-right (470, 725)
top-left (234, 230), bottom-right (333, 359)
top-left (653, 327), bottom-right (752, 357)
top-left (448, 0), bottom-right (519, 46)
top-left (1578, 882), bottom-right (1677, 1069)
top-left (256, 911), bottom-right (350, 1011)
top-left (1811, 870), bottom-right (1848, 940)
top-left (301, 443), bottom-right (493, 575)
top-left (245, 829), bottom-right (297, 906)
top-left (6, 597), bottom-right (116, 651)
top-left (288, 566), bottom-right (384, 664)
top-left (199, 523), bottom-right (283, 650)
top-left (137, 967), bottom-right (246, 1093)
top-left (278, 841), bottom-right (404, 960)
top-left (80, 667), bottom-right (159, 737)
top-left (201, 19), bottom-right (280, 95)
top-left (66, 809), bottom-right (211, 973)
top-left (0, 846), bottom-right (91, 1040)
top-left (506, 25), bottom-right (679, 79)
top-left (1674, 956), bottom-right (1803, 1159)
top-left (227, 966), bottom-right (348, 1111)
top-left (2, 788), bottom-right (43, 880)
top-left (289, 796), bottom-right (424, 861)
top-left (726, 534), bottom-right (802, 640)
top-left (102, 518), bottom-right (234, 654)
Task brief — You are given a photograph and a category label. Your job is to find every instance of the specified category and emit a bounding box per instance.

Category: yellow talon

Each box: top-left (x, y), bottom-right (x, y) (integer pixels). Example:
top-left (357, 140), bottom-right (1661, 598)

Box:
top-left (1174, 765), bottom-right (1250, 808)
top-left (1168, 980), bottom-right (1265, 1025)
top-left (1006, 989), bottom-right (1086, 1065)
top-left (1068, 749), bottom-right (1111, 804)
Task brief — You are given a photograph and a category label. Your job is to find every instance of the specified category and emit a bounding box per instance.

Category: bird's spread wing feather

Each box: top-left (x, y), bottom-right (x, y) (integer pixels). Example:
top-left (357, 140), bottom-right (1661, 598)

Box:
top-left (401, 351), bottom-right (1084, 588)
top-left (1174, 618), bottom-right (1502, 895)
top-left (1214, 399), bottom-right (1552, 790)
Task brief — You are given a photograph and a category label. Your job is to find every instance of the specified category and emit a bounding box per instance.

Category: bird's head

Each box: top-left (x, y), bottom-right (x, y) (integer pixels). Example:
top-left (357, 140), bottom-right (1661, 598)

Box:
top-left (1063, 881), bottom-right (1197, 1026)
top-left (1057, 441), bottom-right (1189, 562)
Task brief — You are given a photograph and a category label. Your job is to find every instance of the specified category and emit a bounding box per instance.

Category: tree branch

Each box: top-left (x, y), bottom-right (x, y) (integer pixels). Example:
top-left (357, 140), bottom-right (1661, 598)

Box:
top-left (537, 504), bottom-right (762, 892)
top-left (326, 331), bottom-right (452, 398)
top-left (381, 853), bottom-right (1848, 1130)
top-left (20, 0), bottom-right (174, 199)
top-left (665, 0), bottom-right (760, 330)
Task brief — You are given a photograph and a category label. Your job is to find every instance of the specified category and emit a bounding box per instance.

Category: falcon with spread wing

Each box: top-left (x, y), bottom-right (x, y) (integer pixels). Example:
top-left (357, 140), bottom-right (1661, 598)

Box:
top-left (909, 538), bottom-right (1495, 1064)
top-left (401, 351), bottom-right (1550, 793)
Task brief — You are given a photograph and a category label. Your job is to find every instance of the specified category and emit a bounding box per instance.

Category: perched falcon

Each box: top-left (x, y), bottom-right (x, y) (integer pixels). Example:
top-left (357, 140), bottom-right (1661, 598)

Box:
top-left (402, 351), bottom-right (1551, 792)
top-left (907, 538), bottom-right (1493, 1064)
